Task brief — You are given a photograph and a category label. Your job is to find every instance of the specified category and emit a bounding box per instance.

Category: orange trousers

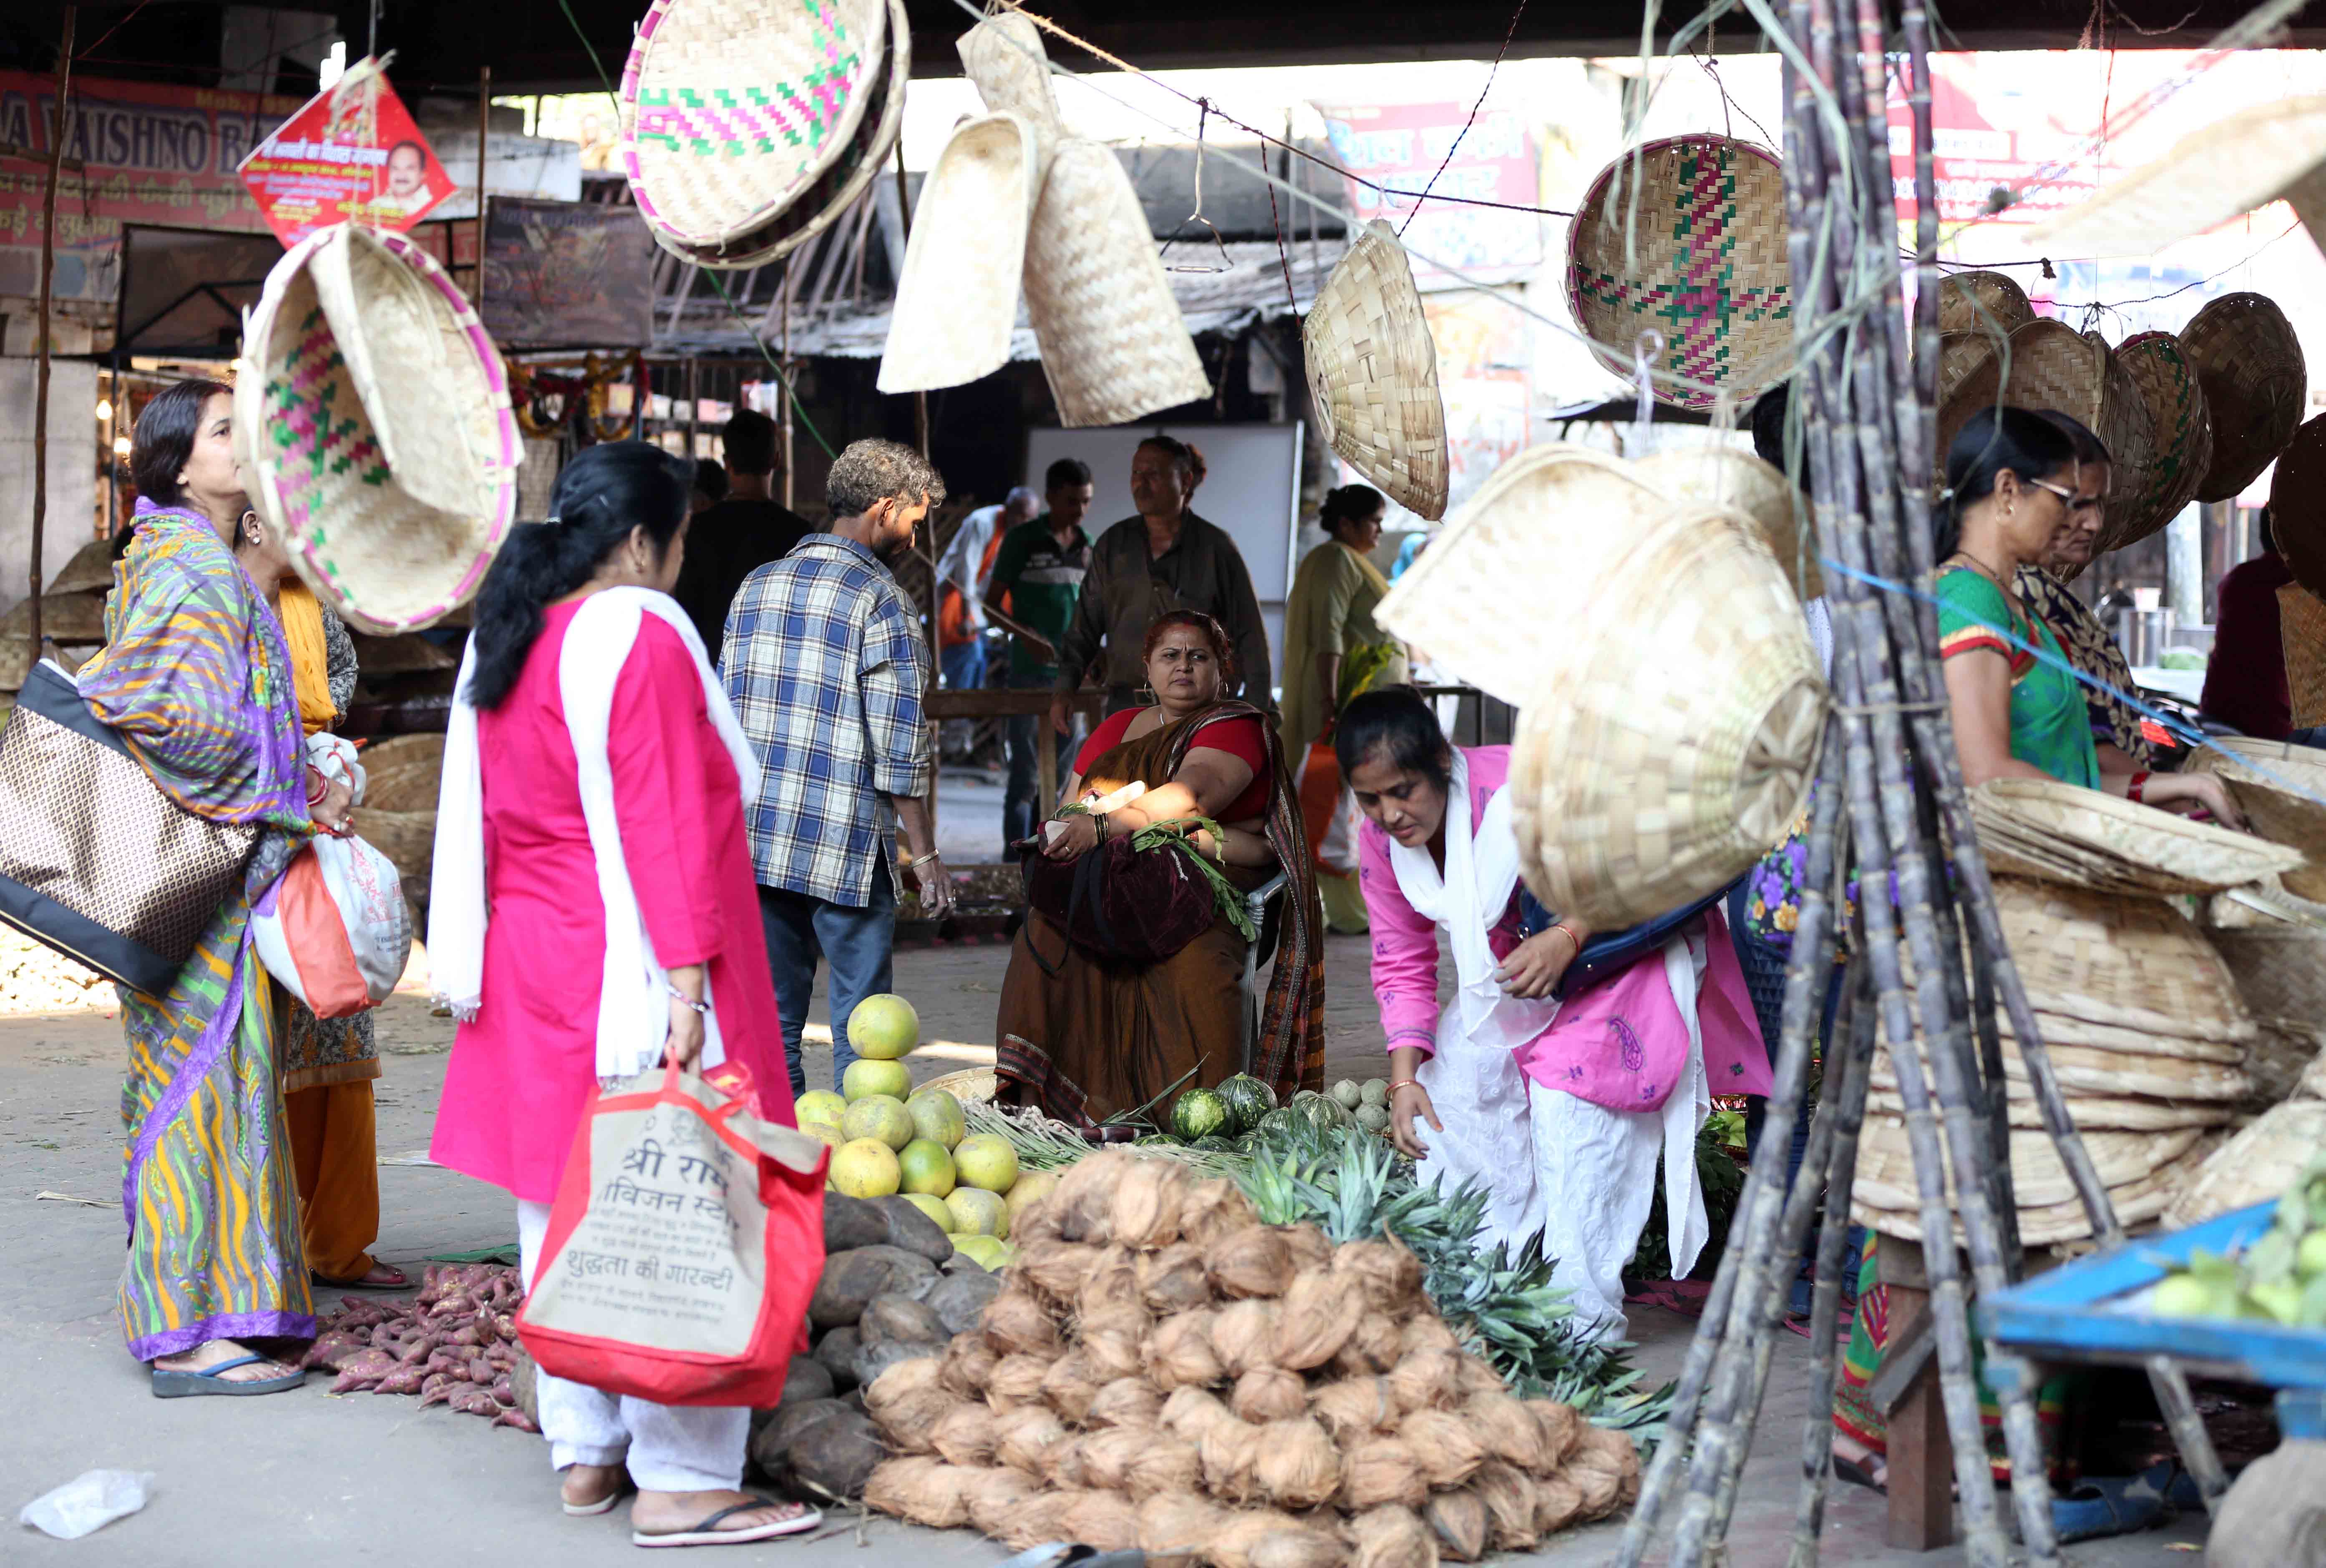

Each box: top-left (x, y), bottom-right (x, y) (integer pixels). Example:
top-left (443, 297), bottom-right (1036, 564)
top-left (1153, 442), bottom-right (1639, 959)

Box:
top-left (284, 1079), bottom-right (380, 1283)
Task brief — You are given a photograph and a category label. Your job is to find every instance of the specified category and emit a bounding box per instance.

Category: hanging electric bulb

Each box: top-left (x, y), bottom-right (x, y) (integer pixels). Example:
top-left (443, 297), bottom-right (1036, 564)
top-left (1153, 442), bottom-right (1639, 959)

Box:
top-left (95, 398), bottom-right (112, 422)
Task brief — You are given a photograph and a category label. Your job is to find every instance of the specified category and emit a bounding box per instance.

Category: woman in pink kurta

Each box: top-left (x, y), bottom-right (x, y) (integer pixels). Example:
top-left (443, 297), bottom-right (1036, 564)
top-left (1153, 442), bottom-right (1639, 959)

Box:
top-left (428, 443), bottom-right (815, 1548)
top-left (1339, 688), bottom-right (1767, 1340)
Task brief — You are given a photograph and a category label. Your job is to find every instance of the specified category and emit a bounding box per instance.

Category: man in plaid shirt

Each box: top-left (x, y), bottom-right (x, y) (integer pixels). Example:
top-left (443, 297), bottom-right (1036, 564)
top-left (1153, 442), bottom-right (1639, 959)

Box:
top-left (723, 438), bottom-right (954, 1095)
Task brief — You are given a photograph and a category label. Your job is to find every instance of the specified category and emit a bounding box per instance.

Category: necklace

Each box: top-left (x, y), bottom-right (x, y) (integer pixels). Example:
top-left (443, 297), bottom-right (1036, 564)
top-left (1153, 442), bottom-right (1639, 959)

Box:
top-left (1948, 550), bottom-right (2013, 591)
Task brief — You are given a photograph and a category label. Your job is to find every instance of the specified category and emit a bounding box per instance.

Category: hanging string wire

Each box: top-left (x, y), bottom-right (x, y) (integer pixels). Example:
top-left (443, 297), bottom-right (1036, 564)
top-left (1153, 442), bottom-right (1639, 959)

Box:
top-left (1399, 0), bottom-right (1531, 234)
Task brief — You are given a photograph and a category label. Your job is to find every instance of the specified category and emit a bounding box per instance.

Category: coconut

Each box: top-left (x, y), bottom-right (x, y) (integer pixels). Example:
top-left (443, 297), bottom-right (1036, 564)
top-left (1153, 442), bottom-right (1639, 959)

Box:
top-left (1061, 1489), bottom-right (1143, 1551)
top-left (930, 1401), bottom-right (999, 1467)
top-left (986, 1352), bottom-right (1051, 1412)
top-left (1139, 1241), bottom-right (1215, 1313)
top-left (1077, 1247), bottom-right (1146, 1320)
top-left (1568, 1425), bottom-right (1639, 1519)
top-left (863, 1456), bottom-right (972, 1528)
top-left (1399, 1407), bottom-right (1487, 1490)
top-left (982, 1287), bottom-right (1063, 1357)
top-left (1124, 1434), bottom-right (1203, 1500)
top-left (1080, 1425), bottom-right (1155, 1491)
top-left (1452, 1354), bottom-right (1505, 1399)
top-left (1146, 1309), bottom-right (1227, 1391)
top-left (1522, 1398), bottom-right (1584, 1469)
top-left (960, 1465), bottom-right (1037, 1537)
top-left (1088, 1375), bottom-right (1165, 1429)
top-left (1351, 1504), bottom-right (1439, 1568)
top-left (1310, 1375), bottom-right (1396, 1441)
top-left (992, 1404), bottom-right (1068, 1476)
top-left (1424, 1490), bottom-right (1488, 1562)
top-left (1332, 1314), bottom-right (1403, 1377)
top-left (1341, 1436), bottom-right (1429, 1511)
top-left (1385, 1348), bottom-right (1462, 1414)
top-left (1162, 1385), bottom-right (1237, 1442)
top-left (1251, 1417), bottom-right (1340, 1509)
top-left (1041, 1433), bottom-right (1090, 1489)
top-left (1181, 1176), bottom-right (1256, 1247)
top-left (939, 1333), bottom-right (1000, 1400)
top-left (1017, 1238), bottom-right (1105, 1304)
top-left (1274, 1269), bottom-right (1367, 1370)
top-left (1208, 1224), bottom-right (1297, 1299)
top-left (1049, 1149), bottom-right (1130, 1243)
top-left (1081, 1321), bottom-right (1149, 1382)
top-left (1399, 1316), bottom-right (1460, 1356)
top-left (1531, 1470), bottom-right (1586, 1536)
top-left (1281, 1224), bottom-right (1334, 1271)
top-left (1140, 1490), bottom-right (1232, 1568)
top-left (1333, 1236), bottom-right (1426, 1317)
top-left (1012, 1187), bottom-right (1068, 1245)
top-left (864, 1357), bottom-right (959, 1452)
top-left (1199, 1417), bottom-right (1268, 1502)
top-left (997, 1489), bottom-right (1080, 1550)
top-left (1210, 1508), bottom-right (1344, 1568)
top-left (1230, 1366), bottom-right (1309, 1424)
top-left (1470, 1461), bottom-right (1540, 1551)
top-left (1212, 1299), bottom-right (1283, 1378)
top-left (1464, 1390), bottom-right (1547, 1472)
top-left (1040, 1348), bottom-right (1105, 1424)
top-left (1110, 1156), bottom-right (1189, 1249)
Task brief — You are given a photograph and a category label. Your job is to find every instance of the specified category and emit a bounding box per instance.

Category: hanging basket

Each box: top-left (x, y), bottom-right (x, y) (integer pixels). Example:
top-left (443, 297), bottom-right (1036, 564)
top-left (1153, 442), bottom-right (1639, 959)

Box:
top-left (235, 225), bottom-right (519, 635)
top-left (1633, 446), bottom-right (1819, 600)
top-left (618, 0), bottom-right (889, 249)
top-left (1565, 135), bottom-right (1792, 412)
top-left (1302, 220), bottom-right (1450, 520)
top-left (2103, 330), bottom-right (2213, 552)
top-left (1936, 269), bottom-right (2035, 339)
top-left (2180, 291), bottom-right (2306, 503)
top-left (2283, 581), bottom-right (2326, 730)
top-left (957, 10), bottom-right (1062, 175)
top-left (2268, 412), bottom-right (2326, 602)
top-left (878, 113), bottom-right (1037, 394)
top-left (2026, 95), bottom-right (2326, 261)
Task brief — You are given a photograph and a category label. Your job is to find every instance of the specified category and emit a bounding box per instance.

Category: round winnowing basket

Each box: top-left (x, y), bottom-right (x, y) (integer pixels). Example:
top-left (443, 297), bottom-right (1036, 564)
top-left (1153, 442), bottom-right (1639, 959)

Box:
top-left (2185, 734), bottom-right (2326, 903)
top-left (1937, 269), bottom-right (2035, 338)
top-left (1021, 137), bottom-right (1211, 428)
top-left (878, 113), bottom-right (1036, 394)
top-left (2268, 413), bottom-right (2326, 602)
top-left (1981, 872), bottom-right (2253, 1043)
top-left (618, 0), bottom-right (888, 249)
top-left (1972, 776), bottom-right (2305, 898)
top-left (1632, 446), bottom-right (1819, 600)
top-left (1565, 136), bottom-right (1792, 412)
top-left (1510, 507), bottom-right (1828, 929)
top-left (2181, 291), bottom-right (2306, 503)
top-left (2104, 330), bottom-right (2213, 551)
top-left (235, 226), bottom-right (519, 634)
top-left (652, 0), bottom-right (907, 270)
top-left (1302, 219), bottom-right (1449, 520)
top-left (1372, 445), bottom-right (1669, 704)
top-left (2162, 1098), bottom-right (2326, 1228)
top-left (1853, 1115), bottom-right (2221, 1246)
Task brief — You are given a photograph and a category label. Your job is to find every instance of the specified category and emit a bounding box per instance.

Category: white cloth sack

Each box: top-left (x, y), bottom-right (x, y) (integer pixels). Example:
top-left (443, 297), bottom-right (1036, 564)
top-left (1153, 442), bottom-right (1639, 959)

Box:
top-left (251, 734), bottom-right (409, 1018)
top-left (430, 587), bottom-right (762, 1077)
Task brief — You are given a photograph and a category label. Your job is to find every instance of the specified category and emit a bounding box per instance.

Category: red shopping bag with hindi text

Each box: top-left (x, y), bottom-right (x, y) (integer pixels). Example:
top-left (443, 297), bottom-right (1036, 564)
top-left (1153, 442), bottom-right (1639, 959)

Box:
top-left (517, 1063), bottom-right (826, 1407)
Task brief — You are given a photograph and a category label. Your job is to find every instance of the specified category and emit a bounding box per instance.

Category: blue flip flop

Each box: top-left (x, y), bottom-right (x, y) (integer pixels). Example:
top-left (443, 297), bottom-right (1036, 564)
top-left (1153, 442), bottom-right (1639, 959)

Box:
top-left (2052, 1466), bottom-right (2168, 1544)
top-left (151, 1352), bottom-right (306, 1399)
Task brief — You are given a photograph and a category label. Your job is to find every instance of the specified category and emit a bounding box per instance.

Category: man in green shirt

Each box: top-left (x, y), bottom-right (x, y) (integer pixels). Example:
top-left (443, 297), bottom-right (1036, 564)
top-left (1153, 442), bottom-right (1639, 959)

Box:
top-left (987, 457), bottom-right (1093, 843)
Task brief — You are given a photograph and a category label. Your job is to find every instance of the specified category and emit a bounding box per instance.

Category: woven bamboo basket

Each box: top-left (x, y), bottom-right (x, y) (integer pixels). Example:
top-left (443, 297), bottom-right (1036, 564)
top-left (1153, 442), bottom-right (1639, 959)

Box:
top-left (2204, 924), bottom-right (2326, 1102)
top-left (1864, 1077), bottom-right (2233, 1131)
top-left (1972, 776), bottom-right (2306, 897)
top-left (2104, 331), bottom-right (2213, 551)
top-left (1565, 136), bottom-right (1792, 411)
top-left (878, 113), bottom-right (1036, 393)
top-left (919, 1065), bottom-right (997, 1103)
top-left (1855, 1123), bottom-right (2219, 1246)
top-left (2181, 292), bottom-right (2306, 503)
top-left (957, 10), bottom-right (1060, 173)
top-left (2284, 582), bottom-right (2326, 729)
top-left (1931, 333), bottom-right (1999, 454)
top-left (1981, 872), bottom-right (2254, 1042)
top-left (617, 0), bottom-right (888, 249)
top-left (1021, 137), bottom-right (1211, 428)
top-left (1632, 447), bottom-right (1820, 600)
top-left (654, 0), bottom-right (908, 270)
top-left (2269, 412), bottom-right (2326, 601)
top-left (1510, 506), bottom-right (1828, 929)
top-left (2161, 1098), bottom-right (2326, 1227)
top-left (1373, 445), bottom-right (1669, 705)
top-left (1303, 219), bottom-right (1449, 520)
top-left (2027, 96), bottom-right (2326, 260)
top-left (1854, 1118), bottom-right (2207, 1215)
top-left (2184, 744), bottom-right (2326, 903)
top-left (235, 226), bottom-right (519, 635)
top-left (1937, 269), bottom-right (2035, 339)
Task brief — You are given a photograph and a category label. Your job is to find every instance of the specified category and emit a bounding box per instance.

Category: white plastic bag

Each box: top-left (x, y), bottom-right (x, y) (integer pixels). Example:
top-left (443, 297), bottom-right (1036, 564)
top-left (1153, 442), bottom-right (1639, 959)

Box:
top-left (251, 734), bottom-right (410, 1018)
top-left (18, 1470), bottom-right (154, 1539)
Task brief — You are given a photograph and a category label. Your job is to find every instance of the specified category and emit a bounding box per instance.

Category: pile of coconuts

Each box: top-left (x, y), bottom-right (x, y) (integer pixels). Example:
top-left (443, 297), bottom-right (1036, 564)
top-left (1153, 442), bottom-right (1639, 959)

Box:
top-left (859, 1149), bottom-right (1639, 1567)
top-left (300, 1263), bottom-right (537, 1427)
top-left (749, 1191), bottom-right (1007, 1500)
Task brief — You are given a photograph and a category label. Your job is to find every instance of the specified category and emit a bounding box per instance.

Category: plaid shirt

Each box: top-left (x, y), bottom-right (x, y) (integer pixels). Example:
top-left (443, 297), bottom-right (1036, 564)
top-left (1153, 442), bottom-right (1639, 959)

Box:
top-left (722, 533), bottom-right (933, 906)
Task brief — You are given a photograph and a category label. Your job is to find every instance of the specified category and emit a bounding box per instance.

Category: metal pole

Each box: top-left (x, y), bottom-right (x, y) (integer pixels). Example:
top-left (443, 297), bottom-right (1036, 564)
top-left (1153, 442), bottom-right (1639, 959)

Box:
top-left (31, 5), bottom-right (76, 667)
top-left (889, 128), bottom-right (941, 854)
top-left (473, 66), bottom-right (490, 307)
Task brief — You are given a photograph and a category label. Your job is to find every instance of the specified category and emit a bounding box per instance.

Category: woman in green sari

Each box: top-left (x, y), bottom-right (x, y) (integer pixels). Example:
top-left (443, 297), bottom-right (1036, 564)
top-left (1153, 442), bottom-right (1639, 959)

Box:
top-left (1281, 484), bottom-right (1407, 932)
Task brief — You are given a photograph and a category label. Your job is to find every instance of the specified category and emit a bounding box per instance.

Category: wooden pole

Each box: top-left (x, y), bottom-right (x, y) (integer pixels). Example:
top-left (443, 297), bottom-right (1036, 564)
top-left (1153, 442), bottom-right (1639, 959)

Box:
top-left (30, 6), bottom-right (75, 667)
top-left (780, 259), bottom-right (795, 510)
top-left (888, 128), bottom-right (941, 859)
top-left (474, 67), bottom-right (490, 307)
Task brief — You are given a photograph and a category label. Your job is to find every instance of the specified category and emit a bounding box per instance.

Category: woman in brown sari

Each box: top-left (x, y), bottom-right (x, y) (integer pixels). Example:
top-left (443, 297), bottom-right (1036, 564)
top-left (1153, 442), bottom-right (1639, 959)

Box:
top-left (998, 611), bottom-right (1325, 1125)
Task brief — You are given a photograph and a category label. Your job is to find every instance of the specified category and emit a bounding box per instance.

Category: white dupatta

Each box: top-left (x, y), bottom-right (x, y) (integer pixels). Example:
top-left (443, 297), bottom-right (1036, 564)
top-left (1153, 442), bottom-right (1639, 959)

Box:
top-left (430, 587), bottom-right (762, 1077)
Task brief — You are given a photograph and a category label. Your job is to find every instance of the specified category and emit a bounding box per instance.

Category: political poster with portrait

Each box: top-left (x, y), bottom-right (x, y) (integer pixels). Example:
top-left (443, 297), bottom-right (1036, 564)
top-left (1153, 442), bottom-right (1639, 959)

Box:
top-left (237, 57), bottom-right (455, 247)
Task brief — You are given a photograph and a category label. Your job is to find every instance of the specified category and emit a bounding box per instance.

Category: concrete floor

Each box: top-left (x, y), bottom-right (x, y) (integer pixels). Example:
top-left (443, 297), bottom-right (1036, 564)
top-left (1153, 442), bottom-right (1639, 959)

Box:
top-left (0, 938), bottom-right (2215, 1565)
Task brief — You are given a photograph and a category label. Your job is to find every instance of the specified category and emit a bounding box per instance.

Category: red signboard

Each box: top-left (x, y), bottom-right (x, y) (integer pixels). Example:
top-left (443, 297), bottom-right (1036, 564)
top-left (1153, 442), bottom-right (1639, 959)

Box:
top-left (237, 61), bottom-right (455, 247)
top-left (1312, 101), bottom-right (1541, 288)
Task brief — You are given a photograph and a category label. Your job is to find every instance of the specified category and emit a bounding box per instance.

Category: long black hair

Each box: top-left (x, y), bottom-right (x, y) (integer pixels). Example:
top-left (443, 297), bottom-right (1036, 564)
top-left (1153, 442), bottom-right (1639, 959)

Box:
top-left (1936, 405), bottom-right (2083, 560)
top-left (467, 441), bottom-right (692, 710)
top-left (1334, 685), bottom-right (1452, 792)
top-left (118, 377), bottom-right (233, 555)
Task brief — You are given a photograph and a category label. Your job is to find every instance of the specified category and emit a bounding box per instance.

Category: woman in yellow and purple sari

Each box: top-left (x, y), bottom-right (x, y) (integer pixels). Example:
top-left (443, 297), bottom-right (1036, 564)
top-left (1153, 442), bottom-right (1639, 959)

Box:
top-left (79, 379), bottom-right (351, 1396)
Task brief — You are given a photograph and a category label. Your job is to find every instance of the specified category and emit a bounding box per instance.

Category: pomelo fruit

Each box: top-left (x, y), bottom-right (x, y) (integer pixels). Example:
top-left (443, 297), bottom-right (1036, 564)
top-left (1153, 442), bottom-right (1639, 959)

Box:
top-left (842, 1058), bottom-right (912, 1103)
top-left (841, 1094), bottom-right (915, 1151)
top-left (946, 1186), bottom-right (1008, 1239)
top-left (953, 1133), bottom-right (1020, 1194)
top-left (1003, 1169), bottom-right (1060, 1230)
top-left (831, 1138), bottom-right (901, 1199)
top-left (795, 1089), bottom-right (847, 1127)
top-left (799, 1118), bottom-right (844, 1151)
top-left (848, 994), bottom-right (921, 1061)
top-left (897, 1138), bottom-right (958, 1198)
top-left (902, 1192), bottom-right (954, 1232)
top-left (952, 1234), bottom-right (1007, 1271)
top-left (906, 1088), bottom-right (967, 1149)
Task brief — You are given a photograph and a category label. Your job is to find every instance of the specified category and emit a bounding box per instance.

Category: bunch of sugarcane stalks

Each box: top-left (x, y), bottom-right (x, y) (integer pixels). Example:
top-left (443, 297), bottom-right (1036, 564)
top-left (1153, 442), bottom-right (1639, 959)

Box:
top-left (1611, 0), bottom-right (2231, 1563)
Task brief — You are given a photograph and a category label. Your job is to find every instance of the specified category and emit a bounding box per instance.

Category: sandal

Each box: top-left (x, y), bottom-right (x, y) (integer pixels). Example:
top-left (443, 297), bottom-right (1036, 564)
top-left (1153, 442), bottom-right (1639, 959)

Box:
top-left (1832, 1454), bottom-right (1887, 1495)
top-left (632, 1498), bottom-right (820, 1548)
top-left (565, 1467), bottom-right (634, 1518)
top-left (151, 1352), bottom-right (306, 1398)
top-left (315, 1261), bottom-right (411, 1292)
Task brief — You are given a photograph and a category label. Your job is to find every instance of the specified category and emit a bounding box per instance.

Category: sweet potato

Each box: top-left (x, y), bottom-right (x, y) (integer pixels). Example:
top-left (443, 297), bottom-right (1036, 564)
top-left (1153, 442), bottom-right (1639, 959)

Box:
top-left (493, 1407), bottom-right (539, 1433)
top-left (450, 1324), bottom-right (483, 1347)
top-left (300, 1331), bottom-right (368, 1370)
top-left (452, 1386), bottom-right (501, 1417)
top-left (376, 1366), bottom-right (426, 1396)
top-left (468, 1356), bottom-right (495, 1385)
top-left (491, 1377), bottom-right (516, 1407)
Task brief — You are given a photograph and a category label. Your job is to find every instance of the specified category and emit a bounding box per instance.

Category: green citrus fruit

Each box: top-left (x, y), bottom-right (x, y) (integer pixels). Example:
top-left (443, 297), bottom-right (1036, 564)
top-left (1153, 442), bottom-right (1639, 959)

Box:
top-left (794, 1089), bottom-right (848, 1127)
top-left (847, 994), bottom-right (921, 1061)
top-left (901, 1192), bottom-right (954, 1232)
top-left (798, 1118), bottom-right (844, 1151)
top-left (830, 1138), bottom-right (901, 1199)
top-left (1003, 1169), bottom-right (1060, 1231)
top-left (840, 1094), bottom-right (915, 1151)
top-left (945, 1186), bottom-right (1008, 1239)
top-left (953, 1133), bottom-right (1020, 1194)
top-left (842, 1058), bottom-right (913, 1102)
top-left (951, 1234), bottom-right (1007, 1271)
top-left (906, 1087), bottom-right (968, 1149)
top-left (897, 1138), bottom-right (958, 1198)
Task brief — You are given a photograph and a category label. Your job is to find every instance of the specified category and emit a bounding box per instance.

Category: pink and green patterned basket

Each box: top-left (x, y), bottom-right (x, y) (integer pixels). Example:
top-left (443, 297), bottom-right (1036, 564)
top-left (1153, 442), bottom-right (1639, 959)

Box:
top-left (1566, 135), bottom-right (1792, 413)
top-left (619, 0), bottom-right (889, 251)
top-left (235, 224), bottom-right (520, 635)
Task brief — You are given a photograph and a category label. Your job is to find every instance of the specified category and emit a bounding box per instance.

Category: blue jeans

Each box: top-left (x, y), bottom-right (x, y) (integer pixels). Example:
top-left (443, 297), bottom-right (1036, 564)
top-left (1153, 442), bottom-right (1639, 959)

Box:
top-left (758, 872), bottom-right (896, 1096)
top-left (940, 638), bottom-right (987, 693)
top-left (1004, 668), bottom-right (1071, 845)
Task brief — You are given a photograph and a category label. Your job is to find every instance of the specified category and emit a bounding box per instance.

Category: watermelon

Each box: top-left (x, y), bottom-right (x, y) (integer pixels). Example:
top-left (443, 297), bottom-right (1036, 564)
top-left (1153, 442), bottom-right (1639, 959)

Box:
top-left (1135, 1132), bottom-right (1180, 1147)
top-left (1254, 1106), bottom-right (1304, 1140)
top-left (1189, 1134), bottom-right (1237, 1153)
top-left (1171, 1087), bottom-right (1232, 1142)
top-left (1215, 1073), bottom-right (1278, 1135)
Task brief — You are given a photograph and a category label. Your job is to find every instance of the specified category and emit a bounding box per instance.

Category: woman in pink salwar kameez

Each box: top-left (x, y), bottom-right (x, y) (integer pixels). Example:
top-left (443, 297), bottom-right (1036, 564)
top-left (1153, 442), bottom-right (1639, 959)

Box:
top-left (1339, 687), bottom-right (1769, 1340)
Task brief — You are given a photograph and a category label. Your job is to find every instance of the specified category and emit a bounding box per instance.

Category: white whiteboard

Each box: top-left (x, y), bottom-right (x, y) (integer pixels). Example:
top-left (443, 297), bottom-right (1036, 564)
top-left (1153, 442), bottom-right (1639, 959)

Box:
top-left (1022, 423), bottom-right (1305, 697)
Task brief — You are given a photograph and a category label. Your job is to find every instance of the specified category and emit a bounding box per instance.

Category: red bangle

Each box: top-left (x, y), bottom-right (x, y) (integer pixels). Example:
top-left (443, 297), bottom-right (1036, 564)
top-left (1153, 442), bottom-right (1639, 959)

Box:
top-left (2127, 770), bottom-right (2151, 804)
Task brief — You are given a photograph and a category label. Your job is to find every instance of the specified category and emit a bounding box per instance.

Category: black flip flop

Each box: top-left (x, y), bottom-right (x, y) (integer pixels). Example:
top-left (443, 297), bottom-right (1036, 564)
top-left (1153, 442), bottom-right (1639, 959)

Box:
top-left (632, 1498), bottom-right (821, 1548)
top-left (1833, 1454), bottom-right (1888, 1495)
